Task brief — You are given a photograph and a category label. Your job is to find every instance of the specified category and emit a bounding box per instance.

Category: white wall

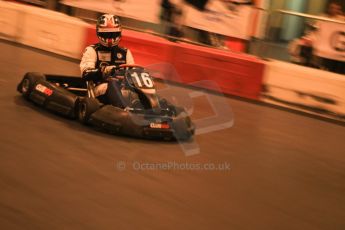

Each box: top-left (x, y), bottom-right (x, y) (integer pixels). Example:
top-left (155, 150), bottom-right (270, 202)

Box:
top-left (0, 1), bottom-right (90, 59)
top-left (263, 60), bottom-right (345, 117)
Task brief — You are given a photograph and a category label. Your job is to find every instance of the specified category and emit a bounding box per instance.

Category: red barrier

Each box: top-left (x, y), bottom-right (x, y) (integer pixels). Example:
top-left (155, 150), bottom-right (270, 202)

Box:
top-left (84, 27), bottom-right (265, 100)
top-left (171, 43), bottom-right (264, 99)
top-left (121, 30), bottom-right (174, 66)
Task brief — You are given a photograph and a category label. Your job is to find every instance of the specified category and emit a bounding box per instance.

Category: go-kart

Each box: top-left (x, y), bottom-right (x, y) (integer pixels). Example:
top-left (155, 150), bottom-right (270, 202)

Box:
top-left (17, 64), bottom-right (195, 140)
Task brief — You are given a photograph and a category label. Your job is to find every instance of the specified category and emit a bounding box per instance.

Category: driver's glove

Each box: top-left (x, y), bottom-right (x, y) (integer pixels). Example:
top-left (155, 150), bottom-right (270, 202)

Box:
top-left (101, 65), bottom-right (117, 79)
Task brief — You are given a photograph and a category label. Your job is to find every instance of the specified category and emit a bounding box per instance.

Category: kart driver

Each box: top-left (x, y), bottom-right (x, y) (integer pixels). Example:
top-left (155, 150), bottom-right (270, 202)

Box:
top-left (80, 14), bottom-right (134, 106)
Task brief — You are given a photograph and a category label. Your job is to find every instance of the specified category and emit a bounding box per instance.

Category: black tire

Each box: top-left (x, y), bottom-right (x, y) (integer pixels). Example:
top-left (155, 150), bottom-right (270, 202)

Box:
top-left (77, 97), bottom-right (101, 124)
top-left (174, 118), bottom-right (193, 141)
top-left (159, 98), bottom-right (185, 116)
top-left (18, 72), bottom-right (45, 99)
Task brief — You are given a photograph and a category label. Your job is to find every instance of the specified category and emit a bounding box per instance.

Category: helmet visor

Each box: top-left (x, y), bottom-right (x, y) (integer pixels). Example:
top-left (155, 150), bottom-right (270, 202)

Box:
top-left (98, 32), bottom-right (121, 39)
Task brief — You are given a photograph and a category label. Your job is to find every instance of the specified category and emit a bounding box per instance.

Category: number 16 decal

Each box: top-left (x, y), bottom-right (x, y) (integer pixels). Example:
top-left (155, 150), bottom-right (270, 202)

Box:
top-left (131, 72), bottom-right (154, 88)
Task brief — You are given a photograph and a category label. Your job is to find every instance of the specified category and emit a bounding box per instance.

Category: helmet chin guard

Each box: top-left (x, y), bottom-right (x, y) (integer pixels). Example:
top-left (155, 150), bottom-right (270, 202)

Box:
top-left (98, 36), bottom-right (121, 47)
top-left (96, 14), bottom-right (122, 47)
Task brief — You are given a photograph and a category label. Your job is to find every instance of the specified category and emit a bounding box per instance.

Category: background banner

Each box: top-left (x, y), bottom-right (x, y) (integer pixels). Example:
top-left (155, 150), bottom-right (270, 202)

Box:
top-left (62, 0), bottom-right (254, 39)
top-left (61, 0), bottom-right (162, 23)
top-left (183, 1), bottom-right (253, 39)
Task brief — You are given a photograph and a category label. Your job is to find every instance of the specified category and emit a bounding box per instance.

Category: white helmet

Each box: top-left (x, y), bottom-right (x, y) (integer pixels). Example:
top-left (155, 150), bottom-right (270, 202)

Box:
top-left (96, 14), bottom-right (122, 47)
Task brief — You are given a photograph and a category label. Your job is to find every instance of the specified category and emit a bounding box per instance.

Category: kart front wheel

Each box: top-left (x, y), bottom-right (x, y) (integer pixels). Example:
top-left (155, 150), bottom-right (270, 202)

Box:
top-left (18, 72), bottom-right (45, 99)
top-left (78, 98), bottom-right (101, 124)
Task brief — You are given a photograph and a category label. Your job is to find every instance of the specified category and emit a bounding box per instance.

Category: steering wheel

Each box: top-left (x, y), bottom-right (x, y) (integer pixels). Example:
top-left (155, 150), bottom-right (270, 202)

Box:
top-left (119, 64), bottom-right (144, 69)
top-left (113, 64), bottom-right (144, 81)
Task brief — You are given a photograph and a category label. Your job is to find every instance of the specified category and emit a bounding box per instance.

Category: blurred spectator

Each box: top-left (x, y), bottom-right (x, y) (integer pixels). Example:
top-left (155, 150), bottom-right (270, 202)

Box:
top-left (322, 1), bottom-right (344, 20)
top-left (288, 23), bottom-right (316, 67)
top-left (191, 0), bottom-right (252, 47)
top-left (316, 1), bottom-right (344, 74)
top-left (185, 0), bottom-right (209, 10)
top-left (184, 0), bottom-right (212, 45)
top-left (160, 0), bottom-right (184, 40)
top-left (289, 1), bottom-right (344, 74)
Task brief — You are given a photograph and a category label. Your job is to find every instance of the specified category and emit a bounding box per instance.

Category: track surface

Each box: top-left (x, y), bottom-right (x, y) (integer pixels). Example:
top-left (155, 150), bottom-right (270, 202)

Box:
top-left (0, 41), bottom-right (345, 230)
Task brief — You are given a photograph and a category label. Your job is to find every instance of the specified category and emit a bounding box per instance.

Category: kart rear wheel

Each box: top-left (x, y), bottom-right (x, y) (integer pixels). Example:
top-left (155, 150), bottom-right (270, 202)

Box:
top-left (19, 72), bottom-right (45, 99)
top-left (78, 98), bottom-right (101, 124)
